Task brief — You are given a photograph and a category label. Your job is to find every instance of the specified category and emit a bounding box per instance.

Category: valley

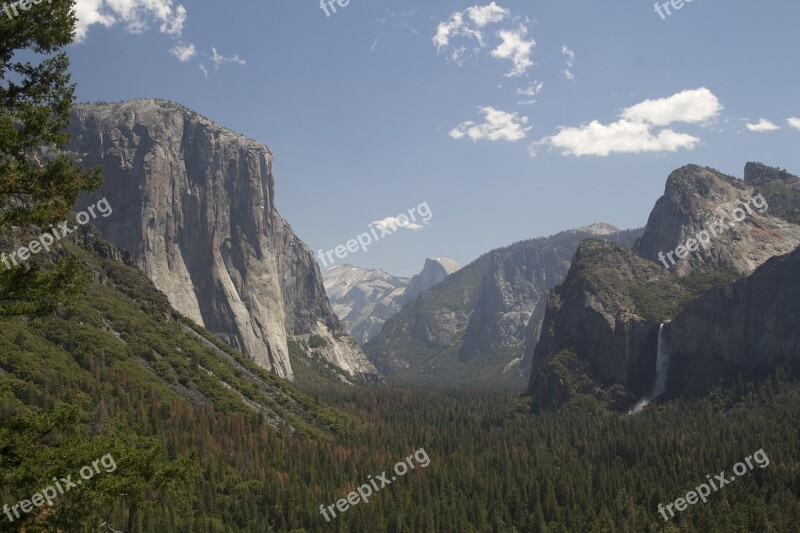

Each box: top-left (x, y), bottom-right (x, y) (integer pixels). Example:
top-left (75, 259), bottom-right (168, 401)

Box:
top-left (2, 2), bottom-right (799, 531)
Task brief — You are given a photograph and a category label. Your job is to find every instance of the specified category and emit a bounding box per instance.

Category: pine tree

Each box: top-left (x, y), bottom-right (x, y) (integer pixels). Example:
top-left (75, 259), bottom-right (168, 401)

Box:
top-left (0, 0), bottom-right (102, 316)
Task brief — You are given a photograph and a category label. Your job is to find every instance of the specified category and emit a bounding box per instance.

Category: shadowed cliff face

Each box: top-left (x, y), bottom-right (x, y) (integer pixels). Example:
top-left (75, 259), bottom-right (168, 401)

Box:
top-left (667, 246), bottom-right (800, 396)
top-left (68, 99), bottom-right (378, 381)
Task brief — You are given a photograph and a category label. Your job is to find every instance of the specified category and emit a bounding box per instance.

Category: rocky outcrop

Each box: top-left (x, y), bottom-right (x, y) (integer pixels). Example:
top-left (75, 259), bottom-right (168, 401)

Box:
top-left (68, 99), bottom-right (378, 381)
top-left (635, 165), bottom-right (800, 276)
top-left (457, 248), bottom-right (550, 362)
top-left (322, 258), bottom-right (460, 344)
top-left (528, 240), bottom-right (690, 401)
top-left (743, 162), bottom-right (800, 225)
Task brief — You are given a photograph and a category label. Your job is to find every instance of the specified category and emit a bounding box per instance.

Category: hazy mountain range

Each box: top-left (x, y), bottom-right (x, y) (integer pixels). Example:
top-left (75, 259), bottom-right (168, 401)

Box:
top-left (322, 258), bottom-right (461, 344)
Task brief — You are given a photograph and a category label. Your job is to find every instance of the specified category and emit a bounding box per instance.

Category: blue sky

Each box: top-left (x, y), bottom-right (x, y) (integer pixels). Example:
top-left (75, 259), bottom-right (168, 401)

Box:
top-left (66, 0), bottom-right (800, 276)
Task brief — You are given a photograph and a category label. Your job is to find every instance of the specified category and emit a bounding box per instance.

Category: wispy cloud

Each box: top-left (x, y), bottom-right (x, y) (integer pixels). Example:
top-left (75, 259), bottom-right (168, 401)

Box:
top-left (516, 82), bottom-right (543, 97)
top-left (211, 47), bottom-right (246, 69)
top-left (433, 12), bottom-right (484, 64)
top-left (746, 118), bottom-right (780, 132)
top-left (450, 106), bottom-right (531, 142)
top-left (433, 2), bottom-right (532, 74)
top-left (74, 0), bottom-right (244, 74)
top-left (465, 2), bottom-right (509, 27)
top-left (371, 216), bottom-right (424, 232)
top-left (533, 88), bottom-right (723, 157)
top-left (561, 45), bottom-right (575, 80)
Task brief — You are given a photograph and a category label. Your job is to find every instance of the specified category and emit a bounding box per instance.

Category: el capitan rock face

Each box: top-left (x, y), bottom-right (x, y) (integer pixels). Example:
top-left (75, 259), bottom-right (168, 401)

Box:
top-left (68, 99), bottom-right (377, 381)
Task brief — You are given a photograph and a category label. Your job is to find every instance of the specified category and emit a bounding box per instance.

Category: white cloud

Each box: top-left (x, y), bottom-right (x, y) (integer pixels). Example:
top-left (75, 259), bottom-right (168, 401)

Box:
top-left (621, 88), bottom-right (723, 126)
top-left (211, 47), bottom-right (246, 69)
top-left (539, 121), bottom-right (700, 157)
top-left (75, 0), bottom-right (187, 40)
top-left (199, 65), bottom-right (209, 79)
top-left (433, 12), bottom-right (484, 60)
top-left (433, 3), bottom-right (525, 68)
top-left (746, 118), bottom-right (780, 132)
top-left (788, 117), bottom-right (800, 130)
top-left (517, 99), bottom-right (537, 106)
top-left (74, 0), bottom-right (115, 41)
top-left (516, 82), bottom-right (543, 97)
top-left (466, 2), bottom-right (509, 27)
top-left (170, 43), bottom-right (196, 62)
top-left (561, 45), bottom-right (575, 80)
top-left (491, 25), bottom-right (535, 77)
top-left (371, 217), bottom-right (424, 232)
top-left (159, 4), bottom-right (186, 36)
top-left (450, 106), bottom-right (531, 142)
top-left (535, 88), bottom-right (723, 157)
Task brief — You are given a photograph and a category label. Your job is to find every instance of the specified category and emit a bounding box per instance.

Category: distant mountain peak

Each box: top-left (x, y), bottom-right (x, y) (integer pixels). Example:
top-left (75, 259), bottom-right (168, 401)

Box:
top-left (403, 258), bottom-right (462, 302)
top-left (322, 259), bottom-right (461, 345)
top-left (572, 222), bottom-right (621, 236)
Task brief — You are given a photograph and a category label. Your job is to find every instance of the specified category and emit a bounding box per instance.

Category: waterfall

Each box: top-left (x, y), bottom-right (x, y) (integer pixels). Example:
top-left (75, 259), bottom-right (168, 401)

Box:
top-left (652, 322), bottom-right (671, 398)
top-left (628, 322), bottom-right (671, 415)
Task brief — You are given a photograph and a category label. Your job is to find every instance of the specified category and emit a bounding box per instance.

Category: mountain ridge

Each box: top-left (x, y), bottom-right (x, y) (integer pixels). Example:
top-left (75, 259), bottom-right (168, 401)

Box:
top-left (365, 225), bottom-right (642, 385)
top-left (322, 258), bottom-right (461, 344)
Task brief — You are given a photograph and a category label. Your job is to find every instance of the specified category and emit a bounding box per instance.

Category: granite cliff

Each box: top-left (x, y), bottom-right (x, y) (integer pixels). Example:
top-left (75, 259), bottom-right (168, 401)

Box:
top-left (666, 245), bottom-right (800, 396)
top-left (68, 99), bottom-right (378, 381)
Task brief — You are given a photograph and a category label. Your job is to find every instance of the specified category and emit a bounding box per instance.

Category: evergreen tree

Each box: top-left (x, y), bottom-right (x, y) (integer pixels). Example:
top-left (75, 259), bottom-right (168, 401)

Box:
top-left (0, 0), bottom-right (102, 316)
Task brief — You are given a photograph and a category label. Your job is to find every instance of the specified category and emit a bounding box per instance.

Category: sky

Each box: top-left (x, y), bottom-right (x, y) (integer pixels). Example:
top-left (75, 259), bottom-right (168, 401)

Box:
top-left (64, 0), bottom-right (800, 276)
